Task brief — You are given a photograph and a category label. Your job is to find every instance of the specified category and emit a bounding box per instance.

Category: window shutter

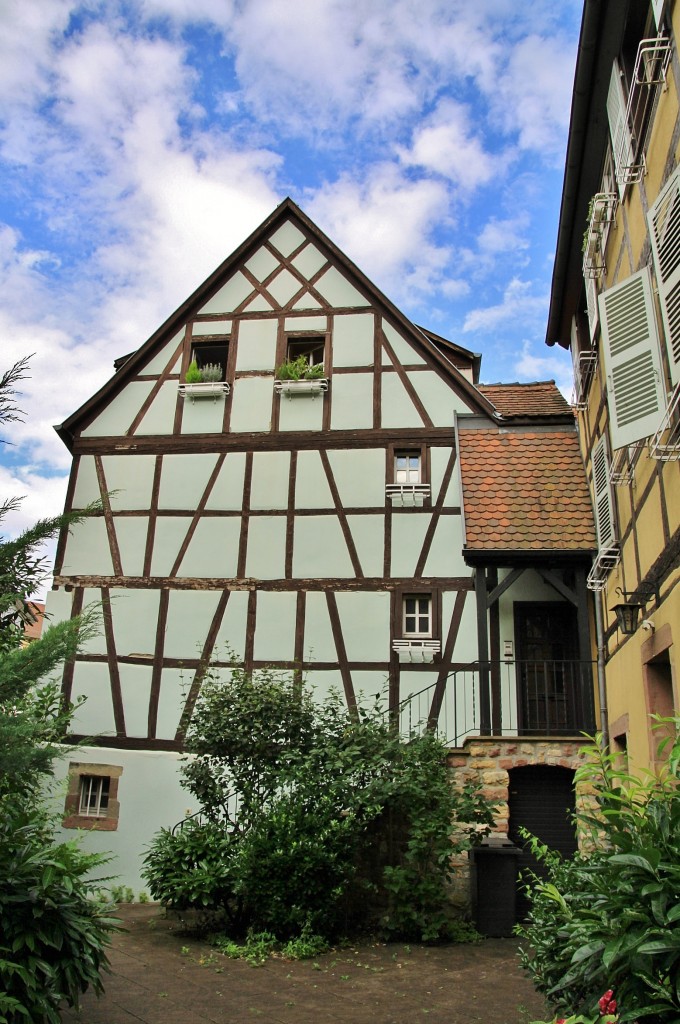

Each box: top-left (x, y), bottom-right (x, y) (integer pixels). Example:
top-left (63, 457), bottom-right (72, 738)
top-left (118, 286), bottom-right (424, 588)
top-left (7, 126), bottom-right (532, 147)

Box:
top-left (607, 62), bottom-right (633, 199)
top-left (585, 273), bottom-right (599, 340)
top-left (598, 267), bottom-right (666, 448)
top-left (592, 434), bottom-right (616, 551)
top-left (652, 0), bottom-right (665, 28)
top-left (648, 165), bottom-right (680, 385)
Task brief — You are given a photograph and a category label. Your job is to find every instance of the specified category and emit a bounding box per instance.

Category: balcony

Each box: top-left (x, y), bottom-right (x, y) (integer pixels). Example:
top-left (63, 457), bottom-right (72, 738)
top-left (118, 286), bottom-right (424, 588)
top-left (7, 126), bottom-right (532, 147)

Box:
top-left (395, 660), bottom-right (596, 747)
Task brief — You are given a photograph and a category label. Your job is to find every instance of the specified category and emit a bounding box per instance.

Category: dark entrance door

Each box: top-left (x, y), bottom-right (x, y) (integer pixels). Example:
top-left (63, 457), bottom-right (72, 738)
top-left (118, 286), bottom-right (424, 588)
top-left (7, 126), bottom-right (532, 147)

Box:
top-left (514, 602), bottom-right (579, 734)
top-left (508, 764), bottom-right (577, 921)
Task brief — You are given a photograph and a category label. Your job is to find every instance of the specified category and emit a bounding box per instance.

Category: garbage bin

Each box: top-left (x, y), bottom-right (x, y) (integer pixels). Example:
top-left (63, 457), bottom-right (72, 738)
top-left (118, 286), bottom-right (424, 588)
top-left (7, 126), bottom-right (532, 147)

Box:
top-left (471, 839), bottom-right (522, 937)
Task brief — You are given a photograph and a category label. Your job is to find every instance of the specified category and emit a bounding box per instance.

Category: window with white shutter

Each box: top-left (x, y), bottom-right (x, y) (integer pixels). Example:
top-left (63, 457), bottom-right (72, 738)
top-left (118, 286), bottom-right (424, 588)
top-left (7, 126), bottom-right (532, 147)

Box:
top-left (592, 434), bottom-right (616, 551)
top-left (648, 165), bottom-right (680, 386)
top-left (607, 61), bottom-right (635, 197)
top-left (585, 272), bottom-right (599, 340)
top-left (598, 267), bottom-right (666, 448)
top-left (652, 0), bottom-right (666, 29)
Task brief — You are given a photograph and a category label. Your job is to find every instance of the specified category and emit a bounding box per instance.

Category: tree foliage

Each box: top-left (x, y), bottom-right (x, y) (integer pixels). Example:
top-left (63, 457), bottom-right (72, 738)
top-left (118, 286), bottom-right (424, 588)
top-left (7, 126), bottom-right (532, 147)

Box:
top-left (144, 664), bottom-right (494, 942)
top-left (0, 359), bottom-right (115, 1022)
top-left (518, 722), bottom-right (680, 1023)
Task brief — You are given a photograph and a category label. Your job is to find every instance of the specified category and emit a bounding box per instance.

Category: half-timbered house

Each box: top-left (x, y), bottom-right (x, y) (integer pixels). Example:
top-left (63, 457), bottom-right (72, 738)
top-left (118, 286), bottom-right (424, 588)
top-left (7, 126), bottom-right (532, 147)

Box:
top-left (49, 199), bottom-right (597, 898)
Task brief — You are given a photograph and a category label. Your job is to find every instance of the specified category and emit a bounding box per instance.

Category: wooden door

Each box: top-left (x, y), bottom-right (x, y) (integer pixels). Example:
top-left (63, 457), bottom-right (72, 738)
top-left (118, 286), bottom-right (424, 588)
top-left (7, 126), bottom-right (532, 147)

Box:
top-left (514, 602), bottom-right (579, 735)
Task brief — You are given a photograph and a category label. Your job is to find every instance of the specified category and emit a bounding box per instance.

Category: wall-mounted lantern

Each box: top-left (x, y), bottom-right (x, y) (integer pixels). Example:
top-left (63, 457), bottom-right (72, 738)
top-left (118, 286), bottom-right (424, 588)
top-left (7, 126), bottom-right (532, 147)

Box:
top-left (611, 586), bottom-right (654, 635)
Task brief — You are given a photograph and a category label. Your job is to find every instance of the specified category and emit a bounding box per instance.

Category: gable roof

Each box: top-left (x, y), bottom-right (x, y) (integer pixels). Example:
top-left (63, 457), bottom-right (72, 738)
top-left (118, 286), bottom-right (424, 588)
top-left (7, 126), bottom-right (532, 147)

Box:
top-left (457, 425), bottom-right (596, 560)
top-left (55, 198), bottom-right (498, 448)
top-left (477, 381), bottom-right (573, 420)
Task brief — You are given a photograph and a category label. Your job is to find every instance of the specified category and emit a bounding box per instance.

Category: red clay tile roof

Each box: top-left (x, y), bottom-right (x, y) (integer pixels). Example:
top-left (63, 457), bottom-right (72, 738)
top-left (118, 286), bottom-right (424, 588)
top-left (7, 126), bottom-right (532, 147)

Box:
top-left (458, 428), bottom-right (595, 552)
top-left (478, 381), bottom-right (572, 418)
top-left (23, 601), bottom-right (45, 642)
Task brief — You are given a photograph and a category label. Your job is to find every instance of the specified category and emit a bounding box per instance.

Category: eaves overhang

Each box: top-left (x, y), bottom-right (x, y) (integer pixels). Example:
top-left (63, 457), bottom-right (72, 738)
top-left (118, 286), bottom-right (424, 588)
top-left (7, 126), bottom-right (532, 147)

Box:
top-left (545, 0), bottom-right (631, 351)
top-left (462, 548), bottom-right (597, 567)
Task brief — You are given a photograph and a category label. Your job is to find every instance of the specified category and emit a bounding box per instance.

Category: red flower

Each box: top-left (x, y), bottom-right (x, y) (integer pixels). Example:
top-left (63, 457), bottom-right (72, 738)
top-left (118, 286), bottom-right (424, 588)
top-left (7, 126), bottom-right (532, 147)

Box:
top-left (599, 990), bottom-right (617, 1016)
top-left (555, 1019), bottom-right (566, 1024)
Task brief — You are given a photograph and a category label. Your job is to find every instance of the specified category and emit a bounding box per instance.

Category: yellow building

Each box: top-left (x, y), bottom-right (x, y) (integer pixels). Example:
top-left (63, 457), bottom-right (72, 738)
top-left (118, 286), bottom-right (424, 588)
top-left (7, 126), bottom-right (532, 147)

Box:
top-left (547, 0), bottom-right (679, 771)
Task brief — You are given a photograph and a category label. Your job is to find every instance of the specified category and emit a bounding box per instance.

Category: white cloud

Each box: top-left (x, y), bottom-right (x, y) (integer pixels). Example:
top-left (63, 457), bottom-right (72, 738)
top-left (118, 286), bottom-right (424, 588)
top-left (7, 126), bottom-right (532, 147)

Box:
top-left (463, 278), bottom-right (547, 333)
top-left (307, 165), bottom-right (452, 302)
top-left (397, 100), bottom-right (498, 192)
top-left (478, 214), bottom-right (529, 255)
top-left (513, 339), bottom-right (574, 397)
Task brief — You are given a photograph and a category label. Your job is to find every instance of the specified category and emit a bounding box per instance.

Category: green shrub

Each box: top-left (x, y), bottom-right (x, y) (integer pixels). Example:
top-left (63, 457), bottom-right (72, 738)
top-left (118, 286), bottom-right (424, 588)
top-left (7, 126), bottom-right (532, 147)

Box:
top-left (518, 721), bottom-right (680, 1023)
top-left (185, 359), bottom-right (202, 383)
top-left (275, 355), bottom-right (325, 381)
top-left (199, 362), bottom-right (222, 383)
top-left (145, 667), bottom-right (494, 944)
top-left (0, 801), bottom-right (117, 1024)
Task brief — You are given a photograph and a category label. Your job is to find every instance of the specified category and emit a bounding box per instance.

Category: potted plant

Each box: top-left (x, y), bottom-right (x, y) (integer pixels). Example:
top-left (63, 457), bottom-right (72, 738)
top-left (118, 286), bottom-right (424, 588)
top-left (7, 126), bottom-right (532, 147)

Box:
top-left (274, 355), bottom-right (328, 397)
top-left (179, 360), bottom-right (229, 399)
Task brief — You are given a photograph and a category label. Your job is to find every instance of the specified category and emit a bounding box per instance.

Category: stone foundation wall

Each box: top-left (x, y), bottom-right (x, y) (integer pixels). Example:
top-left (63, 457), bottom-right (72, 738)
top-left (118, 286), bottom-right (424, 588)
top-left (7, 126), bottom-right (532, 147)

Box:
top-left (446, 737), bottom-right (592, 914)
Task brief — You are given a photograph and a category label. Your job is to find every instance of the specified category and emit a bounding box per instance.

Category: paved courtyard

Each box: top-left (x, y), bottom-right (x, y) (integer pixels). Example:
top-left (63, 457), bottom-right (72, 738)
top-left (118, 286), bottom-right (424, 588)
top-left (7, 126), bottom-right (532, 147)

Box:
top-left (61, 904), bottom-right (550, 1024)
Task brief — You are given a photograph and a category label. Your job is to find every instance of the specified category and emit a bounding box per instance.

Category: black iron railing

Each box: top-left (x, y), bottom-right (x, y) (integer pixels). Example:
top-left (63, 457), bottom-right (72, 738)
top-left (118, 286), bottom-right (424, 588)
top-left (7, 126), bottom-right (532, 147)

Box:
top-left (396, 660), bottom-right (597, 747)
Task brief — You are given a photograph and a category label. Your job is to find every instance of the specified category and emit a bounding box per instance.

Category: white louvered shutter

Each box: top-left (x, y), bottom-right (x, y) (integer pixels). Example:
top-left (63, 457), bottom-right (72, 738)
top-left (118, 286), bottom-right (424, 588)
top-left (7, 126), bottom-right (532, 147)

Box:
top-left (585, 273), bottom-right (599, 340)
top-left (592, 434), bottom-right (616, 550)
top-left (648, 165), bottom-right (680, 385)
top-left (607, 62), bottom-right (633, 199)
top-left (598, 267), bottom-right (666, 448)
top-left (652, 0), bottom-right (666, 28)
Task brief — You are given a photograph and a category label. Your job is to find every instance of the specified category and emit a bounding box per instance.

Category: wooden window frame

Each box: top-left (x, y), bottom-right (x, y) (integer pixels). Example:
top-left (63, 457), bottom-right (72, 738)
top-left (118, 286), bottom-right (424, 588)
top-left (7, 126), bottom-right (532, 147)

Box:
top-left (387, 443), bottom-right (429, 485)
top-left (286, 335), bottom-right (326, 368)
top-left (394, 588), bottom-right (441, 642)
top-left (188, 337), bottom-right (230, 383)
top-left (63, 762), bottom-right (123, 832)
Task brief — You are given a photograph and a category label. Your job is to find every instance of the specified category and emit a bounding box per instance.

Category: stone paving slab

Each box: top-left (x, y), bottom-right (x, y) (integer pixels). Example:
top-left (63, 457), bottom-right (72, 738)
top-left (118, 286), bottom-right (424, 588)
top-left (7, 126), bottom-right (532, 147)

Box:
top-left (61, 904), bottom-right (549, 1024)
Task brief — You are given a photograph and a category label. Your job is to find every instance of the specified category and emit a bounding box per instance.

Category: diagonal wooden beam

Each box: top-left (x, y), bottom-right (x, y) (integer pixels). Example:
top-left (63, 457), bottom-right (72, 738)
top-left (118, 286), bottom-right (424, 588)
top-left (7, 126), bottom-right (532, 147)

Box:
top-left (319, 449), bottom-right (364, 578)
top-left (169, 454), bottom-right (226, 577)
top-left (175, 589), bottom-right (231, 743)
top-left (414, 447), bottom-right (457, 578)
top-left (94, 456), bottom-right (123, 576)
top-left (428, 590), bottom-right (468, 731)
top-left (326, 591), bottom-right (357, 713)
top-left (101, 586), bottom-right (126, 737)
top-left (379, 326), bottom-right (434, 428)
top-left (126, 333), bottom-right (185, 436)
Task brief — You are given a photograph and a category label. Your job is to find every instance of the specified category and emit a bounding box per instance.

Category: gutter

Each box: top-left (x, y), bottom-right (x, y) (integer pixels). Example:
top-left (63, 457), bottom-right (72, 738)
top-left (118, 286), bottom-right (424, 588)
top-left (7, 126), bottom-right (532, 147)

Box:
top-left (593, 581), bottom-right (609, 748)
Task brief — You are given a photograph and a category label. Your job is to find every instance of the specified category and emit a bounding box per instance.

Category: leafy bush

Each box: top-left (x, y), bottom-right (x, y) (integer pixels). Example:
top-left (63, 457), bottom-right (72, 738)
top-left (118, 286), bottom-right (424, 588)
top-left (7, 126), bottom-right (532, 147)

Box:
top-left (144, 667), bottom-right (493, 943)
top-left (0, 801), bottom-right (117, 1024)
top-left (199, 362), bottom-right (222, 383)
top-left (185, 359), bottom-right (202, 383)
top-left (275, 355), bottom-right (325, 381)
top-left (518, 721), bottom-right (680, 1023)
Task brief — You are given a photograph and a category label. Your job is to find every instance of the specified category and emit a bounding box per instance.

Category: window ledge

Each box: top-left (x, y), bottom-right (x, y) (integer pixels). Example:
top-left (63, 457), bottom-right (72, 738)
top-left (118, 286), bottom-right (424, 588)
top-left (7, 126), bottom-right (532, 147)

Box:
top-left (392, 639), bottom-right (441, 663)
top-left (386, 484), bottom-right (430, 507)
top-left (179, 382), bottom-right (230, 400)
top-left (586, 546), bottom-right (621, 592)
top-left (274, 379), bottom-right (328, 398)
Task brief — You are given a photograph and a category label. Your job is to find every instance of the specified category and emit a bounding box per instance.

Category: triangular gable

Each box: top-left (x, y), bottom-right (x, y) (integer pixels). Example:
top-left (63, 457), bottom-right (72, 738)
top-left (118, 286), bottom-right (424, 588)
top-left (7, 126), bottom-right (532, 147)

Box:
top-left (56, 199), bottom-right (497, 447)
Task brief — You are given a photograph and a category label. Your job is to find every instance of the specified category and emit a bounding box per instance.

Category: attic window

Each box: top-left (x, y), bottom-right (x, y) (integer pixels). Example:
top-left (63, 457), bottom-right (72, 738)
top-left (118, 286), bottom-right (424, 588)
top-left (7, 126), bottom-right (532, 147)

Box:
top-left (287, 336), bottom-right (324, 367)
top-left (191, 340), bottom-right (228, 382)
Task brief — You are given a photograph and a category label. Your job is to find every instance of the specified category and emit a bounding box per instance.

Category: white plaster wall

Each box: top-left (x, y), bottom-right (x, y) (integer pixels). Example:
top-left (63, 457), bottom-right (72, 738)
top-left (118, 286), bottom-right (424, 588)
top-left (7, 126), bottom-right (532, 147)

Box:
top-left (214, 590), bottom-right (249, 660)
top-left (278, 392), bottom-right (325, 432)
top-left (69, 662), bottom-right (116, 736)
top-left (81, 382), bottom-right (154, 438)
top-left (118, 664), bottom-right (153, 737)
top-left (291, 292), bottom-right (323, 311)
top-left (178, 517), bottom-right (241, 577)
top-left (295, 451), bottom-right (334, 508)
top-left (230, 378), bottom-right (273, 432)
top-left (114, 517), bottom-right (148, 577)
top-left (351, 671), bottom-right (390, 709)
top-left (330, 373), bottom-right (373, 430)
top-left (269, 221), bottom-right (305, 257)
top-left (246, 246), bottom-right (279, 281)
top-left (72, 456), bottom-right (100, 507)
top-left (205, 453), bottom-right (247, 510)
top-left (267, 268), bottom-right (300, 306)
top-left (346, 515), bottom-right (384, 577)
top-left (253, 590), bottom-right (297, 662)
top-left (291, 242), bottom-right (326, 278)
top-left (284, 315), bottom-right (326, 332)
top-left (430, 447), bottom-right (459, 504)
top-left (302, 669), bottom-right (345, 705)
top-left (243, 292), bottom-right (273, 313)
top-left (142, 331), bottom-right (184, 373)
top-left (383, 322), bottom-right (425, 365)
top-left (102, 455), bottom-right (156, 510)
top-left (422, 517), bottom-right (466, 577)
top-left (380, 373), bottom-right (426, 429)
top-left (416, 371), bottom-right (472, 423)
top-left (332, 313), bottom-right (374, 367)
top-left (302, 592), bottom-right (338, 662)
top-left (314, 266), bottom-right (366, 307)
top-left (236, 319), bottom-right (278, 372)
top-left (62, 519), bottom-right (114, 576)
top-left (335, 591), bottom-right (390, 661)
top-left (250, 451), bottom-right (290, 509)
top-left (110, 588), bottom-right (161, 657)
top-left (180, 395), bottom-right (226, 435)
top-left (156, 668), bottom-right (189, 739)
top-left (158, 453), bottom-right (219, 509)
top-left (442, 590), bottom-right (477, 661)
top-left (51, 747), bottom-right (189, 893)
top-left (390, 514), bottom-right (431, 578)
top-left (200, 272), bottom-right (252, 314)
top-left (293, 516), bottom-right (355, 577)
top-left (326, 448), bottom-right (385, 507)
top-left (245, 516), bottom-right (287, 579)
top-left (163, 590), bottom-right (223, 659)
top-left (150, 518), bottom-right (192, 576)
top-left (135, 382), bottom-right (177, 436)
top-left (191, 320), bottom-right (231, 337)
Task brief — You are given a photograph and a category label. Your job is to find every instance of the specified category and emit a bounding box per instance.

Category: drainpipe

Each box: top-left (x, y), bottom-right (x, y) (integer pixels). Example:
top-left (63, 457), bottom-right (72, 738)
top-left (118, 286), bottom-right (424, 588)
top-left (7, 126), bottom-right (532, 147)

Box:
top-left (593, 586), bottom-right (609, 749)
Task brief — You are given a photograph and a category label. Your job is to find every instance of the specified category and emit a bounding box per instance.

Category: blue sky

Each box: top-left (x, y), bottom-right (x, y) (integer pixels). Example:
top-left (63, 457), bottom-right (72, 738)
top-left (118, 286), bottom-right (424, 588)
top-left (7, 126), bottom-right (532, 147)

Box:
top-left (1, 0), bottom-right (582, 545)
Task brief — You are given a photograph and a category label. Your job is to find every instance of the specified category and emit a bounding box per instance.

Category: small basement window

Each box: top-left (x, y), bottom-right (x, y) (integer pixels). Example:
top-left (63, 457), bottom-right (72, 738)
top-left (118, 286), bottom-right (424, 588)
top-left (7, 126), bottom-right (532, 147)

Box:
top-left (63, 762), bottom-right (123, 832)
